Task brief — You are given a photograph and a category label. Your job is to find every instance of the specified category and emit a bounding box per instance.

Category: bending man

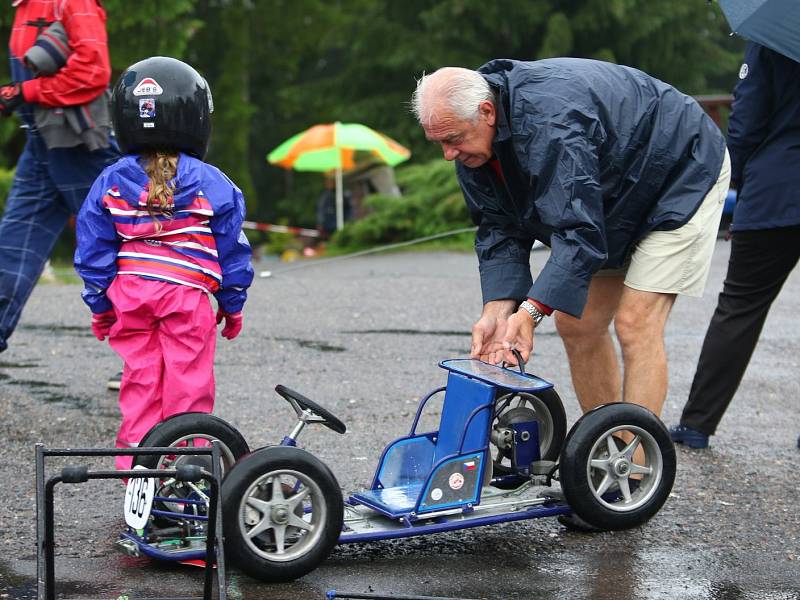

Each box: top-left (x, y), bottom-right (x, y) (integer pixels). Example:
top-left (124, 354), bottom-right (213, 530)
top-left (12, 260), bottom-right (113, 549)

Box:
top-left (412, 59), bottom-right (729, 419)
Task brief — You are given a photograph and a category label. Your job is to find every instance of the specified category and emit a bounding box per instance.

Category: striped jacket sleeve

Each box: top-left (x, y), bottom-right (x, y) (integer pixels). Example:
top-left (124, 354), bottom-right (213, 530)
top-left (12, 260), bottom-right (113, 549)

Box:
top-left (74, 172), bottom-right (119, 313)
top-left (209, 177), bottom-right (254, 314)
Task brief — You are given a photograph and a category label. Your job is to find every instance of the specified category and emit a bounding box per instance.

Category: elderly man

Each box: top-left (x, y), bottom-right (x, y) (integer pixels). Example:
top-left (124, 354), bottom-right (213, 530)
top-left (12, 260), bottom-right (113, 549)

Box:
top-left (412, 59), bottom-right (730, 421)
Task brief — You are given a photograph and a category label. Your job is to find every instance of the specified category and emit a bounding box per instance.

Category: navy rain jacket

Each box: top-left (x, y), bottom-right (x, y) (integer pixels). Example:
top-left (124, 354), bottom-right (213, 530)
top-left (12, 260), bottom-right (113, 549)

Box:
top-left (457, 58), bottom-right (725, 317)
top-left (728, 42), bottom-right (800, 231)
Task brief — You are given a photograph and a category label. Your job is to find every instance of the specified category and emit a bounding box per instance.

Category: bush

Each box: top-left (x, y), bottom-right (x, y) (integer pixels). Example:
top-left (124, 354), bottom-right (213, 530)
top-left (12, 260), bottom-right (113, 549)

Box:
top-left (329, 159), bottom-right (473, 251)
top-left (0, 166), bottom-right (14, 214)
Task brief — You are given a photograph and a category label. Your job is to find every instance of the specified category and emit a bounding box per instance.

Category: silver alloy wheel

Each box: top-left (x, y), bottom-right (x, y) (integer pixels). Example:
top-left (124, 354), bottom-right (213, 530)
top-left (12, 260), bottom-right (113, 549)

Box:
top-left (494, 392), bottom-right (555, 456)
top-left (237, 468), bottom-right (327, 562)
top-left (586, 425), bottom-right (663, 512)
top-left (154, 433), bottom-right (238, 472)
top-left (153, 434), bottom-right (238, 513)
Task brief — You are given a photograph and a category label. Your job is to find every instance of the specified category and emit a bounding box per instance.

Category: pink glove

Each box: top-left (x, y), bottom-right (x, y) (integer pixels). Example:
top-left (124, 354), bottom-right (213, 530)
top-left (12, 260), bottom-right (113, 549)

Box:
top-left (216, 309), bottom-right (243, 340)
top-left (91, 310), bottom-right (117, 341)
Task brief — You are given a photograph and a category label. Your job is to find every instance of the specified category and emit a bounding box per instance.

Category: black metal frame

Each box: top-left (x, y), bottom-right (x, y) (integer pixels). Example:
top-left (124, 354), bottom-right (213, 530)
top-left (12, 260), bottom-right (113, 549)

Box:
top-left (34, 442), bottom-right (226, 600)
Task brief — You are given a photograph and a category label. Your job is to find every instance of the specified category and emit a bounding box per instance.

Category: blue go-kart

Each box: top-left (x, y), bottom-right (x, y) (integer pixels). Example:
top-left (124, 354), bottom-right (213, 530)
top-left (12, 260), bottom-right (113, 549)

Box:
top-left (116, 356), bottom-right (676, 582)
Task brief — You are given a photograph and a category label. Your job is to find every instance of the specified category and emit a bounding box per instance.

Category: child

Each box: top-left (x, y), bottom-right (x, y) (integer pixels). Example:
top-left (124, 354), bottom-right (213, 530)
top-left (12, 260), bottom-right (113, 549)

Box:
top-left (74, 57), bottom-right (254, 469)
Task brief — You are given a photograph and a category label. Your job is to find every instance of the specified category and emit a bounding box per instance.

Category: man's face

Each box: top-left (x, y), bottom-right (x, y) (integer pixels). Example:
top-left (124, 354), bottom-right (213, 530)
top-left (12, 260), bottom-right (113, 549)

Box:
top-left (422, 100), bottom-right (496, 168)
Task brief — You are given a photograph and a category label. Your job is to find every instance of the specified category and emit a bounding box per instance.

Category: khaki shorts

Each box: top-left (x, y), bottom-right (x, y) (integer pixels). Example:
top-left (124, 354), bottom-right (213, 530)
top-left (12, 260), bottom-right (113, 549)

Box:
top-left (598, 149), bottom-right (731, 297)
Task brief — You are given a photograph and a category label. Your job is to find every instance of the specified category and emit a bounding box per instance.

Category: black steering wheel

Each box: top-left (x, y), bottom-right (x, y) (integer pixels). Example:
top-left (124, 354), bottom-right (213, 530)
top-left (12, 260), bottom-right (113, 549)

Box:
top-left (274, 384), bottom-right (347, 434)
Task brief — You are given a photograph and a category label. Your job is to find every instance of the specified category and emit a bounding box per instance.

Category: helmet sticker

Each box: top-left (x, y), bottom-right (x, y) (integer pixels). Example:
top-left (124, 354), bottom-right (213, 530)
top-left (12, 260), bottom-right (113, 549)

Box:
top-left (133, 77), bottom-right (164, 96)
top-left (739, 63), bottom-right (749, 79)
top-left (139, 98), bottom-right (156, 119)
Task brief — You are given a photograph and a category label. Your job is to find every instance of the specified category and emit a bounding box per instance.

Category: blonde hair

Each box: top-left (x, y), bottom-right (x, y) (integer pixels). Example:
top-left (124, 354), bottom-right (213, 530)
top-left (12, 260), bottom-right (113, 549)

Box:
top-left (142, 151), bottom-right (179, 230)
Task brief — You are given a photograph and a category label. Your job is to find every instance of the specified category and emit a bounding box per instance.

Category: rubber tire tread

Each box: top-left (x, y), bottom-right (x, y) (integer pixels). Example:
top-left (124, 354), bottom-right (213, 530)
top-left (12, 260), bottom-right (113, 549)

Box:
top-left (132, 412), bottom-right (250, 469)
top-left (559, 403), bottom-right (676, 531)
top-left (221, 446), bottom-right (344, 582)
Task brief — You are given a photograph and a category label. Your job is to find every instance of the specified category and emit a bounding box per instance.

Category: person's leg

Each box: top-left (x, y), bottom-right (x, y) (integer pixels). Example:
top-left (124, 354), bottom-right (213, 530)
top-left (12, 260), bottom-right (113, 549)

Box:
top-left (107, 277), bottom-right (165, 470)
top-left (617, 150), bottom-right (730, 421)
top-left (0, 135), bottom-right (67, 351)
top-left (681, 226), bottom-right (800, 435)
top-left (158, 286), bottom-right (217, 420)
top-left (614, 288), bottom-right (677, 416)
top-left (0, 138), bottom-right (117, 352)
top-left (555, 275), bottom-right (626, 413)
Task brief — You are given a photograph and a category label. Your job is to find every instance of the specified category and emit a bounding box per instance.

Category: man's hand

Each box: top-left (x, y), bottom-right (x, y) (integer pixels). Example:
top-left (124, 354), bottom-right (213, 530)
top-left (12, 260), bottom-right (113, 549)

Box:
top-left (216, 309), bottom-right (243, 340)
top-left (502, 308), bottom-right (535, 365)
top-left (470, 299), bottom-right (518, 364)
top-left (91, 310), bottom-right (117, 341)
top-left (0, 82), bottom-right (23, 116)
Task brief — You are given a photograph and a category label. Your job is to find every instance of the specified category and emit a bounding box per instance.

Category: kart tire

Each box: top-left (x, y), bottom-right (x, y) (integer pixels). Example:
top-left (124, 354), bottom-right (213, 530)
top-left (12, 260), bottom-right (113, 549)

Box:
top-left (222, 446), bottom-right (343, 582)
top-left (133, 412), bottom-right (249, 473)
top-left (491, 388), bottom-right (567, 483)
top-left (559, 403), bottom-right (675, 531)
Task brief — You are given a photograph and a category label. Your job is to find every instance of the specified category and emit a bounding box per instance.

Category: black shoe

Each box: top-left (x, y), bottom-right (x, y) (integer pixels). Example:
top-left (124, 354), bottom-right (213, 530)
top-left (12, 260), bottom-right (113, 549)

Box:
top-left (107, 371), bottom-right (122, 391)
top-left (557, 513), bottom-right (601, 533)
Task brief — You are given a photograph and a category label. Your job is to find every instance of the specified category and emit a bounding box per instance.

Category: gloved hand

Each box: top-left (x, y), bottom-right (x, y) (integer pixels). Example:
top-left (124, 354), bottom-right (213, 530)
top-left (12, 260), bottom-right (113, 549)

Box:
top-left (0, 82), bottom-right (23, 116)
top-left (91, 310), bottom-right (117, 341)
top-left (216, 309), bottom-right (243, 340)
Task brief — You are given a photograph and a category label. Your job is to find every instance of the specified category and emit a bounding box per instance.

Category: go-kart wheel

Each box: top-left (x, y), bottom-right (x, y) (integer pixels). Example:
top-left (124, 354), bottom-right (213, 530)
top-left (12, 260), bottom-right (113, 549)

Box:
top-left (491, 388), bottom-right (567, 480)
top-left (222, 446), bottom-right (343, 582)
top-left (559, 403), bottom-right (676, 531)
top-left (133, 413), bottom-right (249, 518)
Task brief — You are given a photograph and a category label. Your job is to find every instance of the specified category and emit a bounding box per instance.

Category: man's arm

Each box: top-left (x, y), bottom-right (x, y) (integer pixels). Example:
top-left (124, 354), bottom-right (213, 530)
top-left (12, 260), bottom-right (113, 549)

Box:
top-left (457, 163), bottom-right (535, 303)
top-left (727, 43), bottom-right (774, 188)
top-left (524, 136), bottom-right (606, 318)
top-left (21, 0), bottom-right (111, 107)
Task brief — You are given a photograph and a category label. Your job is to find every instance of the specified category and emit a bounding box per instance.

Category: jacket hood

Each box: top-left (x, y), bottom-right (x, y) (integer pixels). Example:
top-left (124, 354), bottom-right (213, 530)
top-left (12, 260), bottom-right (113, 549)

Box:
top-left (113, 152), bottom-right (204, 208)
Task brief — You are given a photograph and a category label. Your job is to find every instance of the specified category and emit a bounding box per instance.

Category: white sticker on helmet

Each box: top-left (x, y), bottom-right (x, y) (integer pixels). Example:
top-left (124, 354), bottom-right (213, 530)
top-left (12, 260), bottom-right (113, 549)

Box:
top-left (133, 77), bottom-right (164, 96)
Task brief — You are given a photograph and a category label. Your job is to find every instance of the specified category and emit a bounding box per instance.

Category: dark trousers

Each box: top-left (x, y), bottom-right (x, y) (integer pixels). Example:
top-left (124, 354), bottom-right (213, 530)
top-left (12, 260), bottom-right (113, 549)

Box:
top-left (0, 128), bottom-right (118, 351)
top-left (681, 225), bottom-right (800, 435)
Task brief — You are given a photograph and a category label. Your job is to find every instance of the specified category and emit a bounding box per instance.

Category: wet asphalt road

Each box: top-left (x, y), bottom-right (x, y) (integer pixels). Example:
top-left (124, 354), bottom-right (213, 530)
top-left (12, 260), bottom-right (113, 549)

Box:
top-left (0, 239), bottom-right (798, 600)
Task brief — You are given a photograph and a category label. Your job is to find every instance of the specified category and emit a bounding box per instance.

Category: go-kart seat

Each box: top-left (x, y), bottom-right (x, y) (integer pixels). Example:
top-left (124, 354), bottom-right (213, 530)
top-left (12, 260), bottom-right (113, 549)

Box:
top-left (351, 372), bottom-right (495, 517)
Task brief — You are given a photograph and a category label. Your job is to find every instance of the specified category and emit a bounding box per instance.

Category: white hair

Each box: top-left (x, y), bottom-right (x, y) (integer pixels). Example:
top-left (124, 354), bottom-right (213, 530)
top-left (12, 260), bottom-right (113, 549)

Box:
top-left (411, 67), bottom-right (494, 126)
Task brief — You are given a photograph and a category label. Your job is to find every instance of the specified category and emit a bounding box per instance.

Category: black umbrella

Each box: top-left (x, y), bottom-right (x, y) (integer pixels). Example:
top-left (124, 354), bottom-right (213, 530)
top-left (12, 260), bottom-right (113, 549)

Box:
top-left (718, 0), bottom-right (800, 62)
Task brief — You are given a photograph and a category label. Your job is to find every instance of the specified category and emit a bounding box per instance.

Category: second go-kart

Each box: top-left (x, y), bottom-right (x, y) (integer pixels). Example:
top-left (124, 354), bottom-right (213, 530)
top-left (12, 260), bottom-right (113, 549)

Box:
top-left (116, 356), bottom-right (676, 582)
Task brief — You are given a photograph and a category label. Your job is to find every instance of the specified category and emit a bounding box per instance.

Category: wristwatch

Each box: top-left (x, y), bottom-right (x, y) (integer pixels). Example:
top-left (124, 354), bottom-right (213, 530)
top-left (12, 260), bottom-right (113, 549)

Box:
top-left (519, 300), bottom-right (546, 327)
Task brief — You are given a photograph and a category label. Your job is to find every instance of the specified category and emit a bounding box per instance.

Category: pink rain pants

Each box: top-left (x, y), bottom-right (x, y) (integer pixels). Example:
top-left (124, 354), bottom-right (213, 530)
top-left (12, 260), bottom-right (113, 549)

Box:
top-left (107, 275), bottom-right (217, 470)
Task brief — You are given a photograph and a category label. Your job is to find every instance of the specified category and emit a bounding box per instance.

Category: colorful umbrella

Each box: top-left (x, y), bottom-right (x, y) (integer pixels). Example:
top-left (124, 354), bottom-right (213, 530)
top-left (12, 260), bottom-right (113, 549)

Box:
top-left (718, 0), bottom-right (800, 63)
top-left (267, 122), bottom-right (411, 230)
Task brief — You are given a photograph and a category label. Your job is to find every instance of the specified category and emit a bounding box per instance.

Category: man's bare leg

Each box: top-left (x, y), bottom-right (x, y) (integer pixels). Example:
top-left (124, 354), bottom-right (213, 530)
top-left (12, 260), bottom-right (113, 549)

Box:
top-left (614, 286), bottom-right (677, 417)
top-left (554, 276), bottom-right (625, 413)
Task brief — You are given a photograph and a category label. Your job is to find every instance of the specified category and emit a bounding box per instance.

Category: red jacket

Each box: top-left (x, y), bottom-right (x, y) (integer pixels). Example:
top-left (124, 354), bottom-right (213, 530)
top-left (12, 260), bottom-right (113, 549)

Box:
top-left (10, 0), bottom-right (111, 107)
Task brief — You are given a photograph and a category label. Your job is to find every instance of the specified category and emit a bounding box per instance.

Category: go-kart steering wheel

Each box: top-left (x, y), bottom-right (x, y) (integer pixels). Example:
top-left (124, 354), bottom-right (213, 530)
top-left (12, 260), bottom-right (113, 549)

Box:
top-left (274, 384), bottom-right (347, 434)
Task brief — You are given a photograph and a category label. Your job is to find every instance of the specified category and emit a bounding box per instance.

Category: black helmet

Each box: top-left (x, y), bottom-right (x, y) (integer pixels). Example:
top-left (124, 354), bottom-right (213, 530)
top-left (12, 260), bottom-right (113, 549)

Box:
top-left (111, 56), bottom-right (213, 159)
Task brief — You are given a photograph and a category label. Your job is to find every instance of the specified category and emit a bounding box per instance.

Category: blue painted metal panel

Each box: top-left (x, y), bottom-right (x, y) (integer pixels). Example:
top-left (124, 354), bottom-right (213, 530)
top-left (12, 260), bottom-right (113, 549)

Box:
top-left (433, 372), bottom-right (494, 463)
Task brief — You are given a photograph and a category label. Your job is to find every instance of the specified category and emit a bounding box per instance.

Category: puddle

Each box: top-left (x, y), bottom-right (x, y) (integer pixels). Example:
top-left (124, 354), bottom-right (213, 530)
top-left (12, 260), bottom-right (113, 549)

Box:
top-left (4, 379), bottom-right (109, 413)
top-left (0, 360), bottom-right (40, 368)
top-left (274, 337), bottom-right (346, 352)
top-left (18, 323), bottom-right (90, 336)
top-left (344, 328), bottom-right (468, 336)
top-left (7, 379), bottom-right (66, 389)
top-left (348, 328), bottom-right (559, 338)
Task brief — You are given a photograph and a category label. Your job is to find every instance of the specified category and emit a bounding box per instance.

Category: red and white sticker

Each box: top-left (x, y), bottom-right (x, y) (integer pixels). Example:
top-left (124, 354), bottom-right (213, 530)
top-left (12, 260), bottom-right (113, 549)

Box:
top-left (448, 472), bottom-right (464, 490)
top-left (133, 77), bottom-right (164, 96)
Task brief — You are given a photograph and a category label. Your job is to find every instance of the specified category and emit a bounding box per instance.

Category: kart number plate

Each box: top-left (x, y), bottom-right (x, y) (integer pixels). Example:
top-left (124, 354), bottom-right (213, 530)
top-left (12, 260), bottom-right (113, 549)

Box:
top-left (124, 465), bottom-right (156, 530)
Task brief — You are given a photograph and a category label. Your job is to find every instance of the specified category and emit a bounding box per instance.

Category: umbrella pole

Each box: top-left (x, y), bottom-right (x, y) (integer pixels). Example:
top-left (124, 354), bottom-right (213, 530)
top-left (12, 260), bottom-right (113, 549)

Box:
top-left (335, 166), bottom-right (344, 231)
